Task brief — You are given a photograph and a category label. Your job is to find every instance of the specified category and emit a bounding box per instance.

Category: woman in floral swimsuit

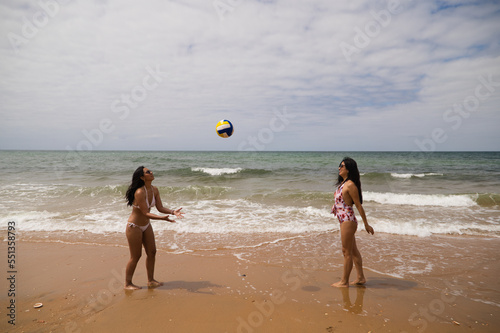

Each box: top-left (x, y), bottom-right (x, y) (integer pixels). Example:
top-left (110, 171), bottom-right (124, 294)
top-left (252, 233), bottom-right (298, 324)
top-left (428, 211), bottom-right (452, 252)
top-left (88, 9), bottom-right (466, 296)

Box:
top-left (331, 157), bottom-right (374, 288)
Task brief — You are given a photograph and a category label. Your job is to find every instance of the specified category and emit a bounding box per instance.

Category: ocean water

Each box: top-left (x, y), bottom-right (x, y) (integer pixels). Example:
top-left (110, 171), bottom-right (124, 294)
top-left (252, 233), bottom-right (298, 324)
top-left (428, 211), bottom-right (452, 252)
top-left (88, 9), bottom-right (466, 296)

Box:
top-left (2, 150), bottom-right (500, 309)
top-left (1, 150), bottom-right (499, 237)
top-left (1, 151), bottom-right (500, 271)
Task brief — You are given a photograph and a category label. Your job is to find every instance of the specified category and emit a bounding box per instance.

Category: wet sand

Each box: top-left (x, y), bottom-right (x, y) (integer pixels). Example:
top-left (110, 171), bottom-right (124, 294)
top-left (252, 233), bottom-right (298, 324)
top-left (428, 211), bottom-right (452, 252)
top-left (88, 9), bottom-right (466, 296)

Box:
top-left (2, 234), bottom-right (499, 333)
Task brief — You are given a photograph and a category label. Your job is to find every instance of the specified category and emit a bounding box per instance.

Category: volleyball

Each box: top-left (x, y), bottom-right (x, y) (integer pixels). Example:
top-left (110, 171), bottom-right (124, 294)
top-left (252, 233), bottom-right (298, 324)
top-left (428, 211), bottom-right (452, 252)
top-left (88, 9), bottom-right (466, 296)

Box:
top-left (216, 119), bottom-right (234, 138)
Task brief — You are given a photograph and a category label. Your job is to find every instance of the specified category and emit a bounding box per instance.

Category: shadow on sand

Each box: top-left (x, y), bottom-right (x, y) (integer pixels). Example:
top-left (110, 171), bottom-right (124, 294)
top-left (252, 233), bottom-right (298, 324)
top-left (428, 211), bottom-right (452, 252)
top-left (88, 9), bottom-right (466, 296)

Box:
top-left (152, 280), bottom-right (225, 295)
top-left (364, 277), bottom-right (417, 290)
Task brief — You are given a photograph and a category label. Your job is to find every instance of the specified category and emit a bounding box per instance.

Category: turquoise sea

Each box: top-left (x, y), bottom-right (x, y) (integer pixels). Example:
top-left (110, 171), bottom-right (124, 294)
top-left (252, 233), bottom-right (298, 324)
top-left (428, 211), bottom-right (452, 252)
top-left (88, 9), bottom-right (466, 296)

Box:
top-left (1, 151), bottom-right (500, 285)
top-left (1, 150), bottom-right (499, 237)
top-left (2, 150), bottom-right (500, 309)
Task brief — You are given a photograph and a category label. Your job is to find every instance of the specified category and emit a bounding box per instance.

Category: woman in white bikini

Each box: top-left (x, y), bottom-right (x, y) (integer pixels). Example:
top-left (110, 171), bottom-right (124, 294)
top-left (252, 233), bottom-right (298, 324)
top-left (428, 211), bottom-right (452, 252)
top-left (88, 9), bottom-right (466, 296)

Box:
top-left (124, 166), bottom-right (184, 290)
top-left (331, 157), bottom-right (374, 288)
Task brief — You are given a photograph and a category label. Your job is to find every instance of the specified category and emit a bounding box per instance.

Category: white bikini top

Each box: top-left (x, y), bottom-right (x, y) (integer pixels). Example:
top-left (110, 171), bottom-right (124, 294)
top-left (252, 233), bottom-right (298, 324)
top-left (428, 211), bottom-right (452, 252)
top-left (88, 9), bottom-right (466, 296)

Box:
top-left (132, 186), bottom-right (155, 209)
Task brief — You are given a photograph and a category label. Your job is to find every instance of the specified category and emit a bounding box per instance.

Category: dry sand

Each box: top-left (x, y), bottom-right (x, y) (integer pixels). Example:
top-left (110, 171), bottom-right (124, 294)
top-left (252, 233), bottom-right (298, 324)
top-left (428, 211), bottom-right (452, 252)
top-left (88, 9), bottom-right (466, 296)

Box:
top-left (1, 239), bottom-right (499, 332)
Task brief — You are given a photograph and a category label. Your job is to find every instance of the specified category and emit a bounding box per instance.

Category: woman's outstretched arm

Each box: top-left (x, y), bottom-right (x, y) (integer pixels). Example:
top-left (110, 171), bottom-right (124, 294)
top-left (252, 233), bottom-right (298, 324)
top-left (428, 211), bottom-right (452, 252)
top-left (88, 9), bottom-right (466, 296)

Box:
top-left (153, 187), bottom-right (184, 218)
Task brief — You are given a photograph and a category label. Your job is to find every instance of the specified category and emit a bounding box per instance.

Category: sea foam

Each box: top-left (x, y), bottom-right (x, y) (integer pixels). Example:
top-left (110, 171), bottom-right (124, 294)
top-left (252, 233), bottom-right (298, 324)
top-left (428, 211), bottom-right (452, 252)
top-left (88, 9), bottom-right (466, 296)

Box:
top-left (390, 172), bottom-right (443, 179)
top-left (364, 191), bottom-right (477, 207)
top-left (192, 167), bottom-right (243, 176)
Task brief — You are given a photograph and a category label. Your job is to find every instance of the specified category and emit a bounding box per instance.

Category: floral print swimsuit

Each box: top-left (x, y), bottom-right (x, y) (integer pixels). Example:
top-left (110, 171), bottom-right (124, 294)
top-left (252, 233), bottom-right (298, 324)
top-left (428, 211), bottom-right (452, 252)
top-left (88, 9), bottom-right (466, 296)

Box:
top-left (332, 182), bottom-right (357, 224)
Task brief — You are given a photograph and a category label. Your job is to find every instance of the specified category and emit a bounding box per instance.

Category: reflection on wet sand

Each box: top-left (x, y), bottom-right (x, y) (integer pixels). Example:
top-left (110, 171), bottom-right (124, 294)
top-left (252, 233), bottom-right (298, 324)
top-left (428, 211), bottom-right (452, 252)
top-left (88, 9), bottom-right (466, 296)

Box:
top-left (340, 286), bottom-right (365, 314)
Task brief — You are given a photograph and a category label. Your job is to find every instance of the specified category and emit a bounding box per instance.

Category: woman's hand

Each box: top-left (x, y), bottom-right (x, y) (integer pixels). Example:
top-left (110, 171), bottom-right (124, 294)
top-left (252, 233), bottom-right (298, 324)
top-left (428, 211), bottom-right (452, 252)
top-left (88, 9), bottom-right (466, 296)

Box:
top-left (365, 224), bottom-right (374, 235)
top-left (173, 207), bottom-right (184, 219)
top-left (163, 215), bottom-right (176, 223)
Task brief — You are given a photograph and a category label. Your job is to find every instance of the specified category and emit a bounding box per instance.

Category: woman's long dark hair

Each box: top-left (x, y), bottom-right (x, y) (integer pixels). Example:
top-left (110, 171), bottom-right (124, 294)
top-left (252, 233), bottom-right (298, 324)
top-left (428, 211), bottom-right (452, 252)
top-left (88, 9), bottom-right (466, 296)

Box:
top-left (125, 166), bottom-right (145, 206)
top-left (336, 157), bottom-right (363, 204)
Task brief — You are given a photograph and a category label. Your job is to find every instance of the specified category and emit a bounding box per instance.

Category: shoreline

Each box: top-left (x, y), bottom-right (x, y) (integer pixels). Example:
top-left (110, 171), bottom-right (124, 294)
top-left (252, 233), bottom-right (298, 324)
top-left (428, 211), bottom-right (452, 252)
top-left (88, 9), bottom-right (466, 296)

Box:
top-left (2, 236), bottom-right (499, 332)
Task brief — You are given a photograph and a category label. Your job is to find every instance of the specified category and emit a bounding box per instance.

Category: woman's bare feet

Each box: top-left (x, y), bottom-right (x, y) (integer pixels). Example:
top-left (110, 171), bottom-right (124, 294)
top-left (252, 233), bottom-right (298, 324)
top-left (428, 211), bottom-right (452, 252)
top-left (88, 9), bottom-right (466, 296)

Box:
top-left (351, 278), bottom-right (366, 286)
top-left (331, 281), bottom-right (349, 288)
top-left (124, 283), bottom-right (141, 290)
top-left (148, 280), bottom-right (164, 288)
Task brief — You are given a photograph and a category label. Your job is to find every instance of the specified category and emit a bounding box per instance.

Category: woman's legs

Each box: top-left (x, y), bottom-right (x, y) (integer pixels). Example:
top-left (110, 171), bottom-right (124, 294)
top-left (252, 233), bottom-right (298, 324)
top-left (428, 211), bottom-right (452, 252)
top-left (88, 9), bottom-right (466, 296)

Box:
top-left (142, 224), bottom-right (163, 288)
top-left (332, 220), bottom-right (357, 287)
top-left (125, 225), bottom-right (143, 290)
top-left (351, 236), bottom-right (366, 285)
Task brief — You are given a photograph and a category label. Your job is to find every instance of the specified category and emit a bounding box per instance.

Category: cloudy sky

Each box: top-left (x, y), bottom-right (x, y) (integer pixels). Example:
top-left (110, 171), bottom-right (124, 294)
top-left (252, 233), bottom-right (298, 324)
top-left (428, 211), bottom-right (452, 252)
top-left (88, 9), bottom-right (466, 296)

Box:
top-left (1, 0), bottom-right (499, 151)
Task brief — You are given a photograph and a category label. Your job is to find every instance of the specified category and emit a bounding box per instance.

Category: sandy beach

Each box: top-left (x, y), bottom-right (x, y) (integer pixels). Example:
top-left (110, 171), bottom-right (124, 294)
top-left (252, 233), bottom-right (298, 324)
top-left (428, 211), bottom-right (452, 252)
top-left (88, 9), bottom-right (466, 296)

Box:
top-left (2, 233), bottom-right (499, 333)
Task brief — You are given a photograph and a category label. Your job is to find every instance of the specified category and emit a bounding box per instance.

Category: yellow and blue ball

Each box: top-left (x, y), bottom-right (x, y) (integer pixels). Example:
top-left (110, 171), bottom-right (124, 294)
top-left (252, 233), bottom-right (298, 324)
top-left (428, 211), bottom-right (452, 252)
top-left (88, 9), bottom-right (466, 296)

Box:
top-left (216, 119), bottom-right (234, 138)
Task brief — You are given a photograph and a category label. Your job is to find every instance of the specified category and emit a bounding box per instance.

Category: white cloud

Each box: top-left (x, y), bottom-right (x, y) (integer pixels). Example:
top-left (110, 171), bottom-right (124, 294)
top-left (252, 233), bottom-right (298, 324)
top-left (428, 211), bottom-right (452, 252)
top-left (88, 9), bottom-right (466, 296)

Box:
top-left (1, 0), bottom-right (499, 151)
